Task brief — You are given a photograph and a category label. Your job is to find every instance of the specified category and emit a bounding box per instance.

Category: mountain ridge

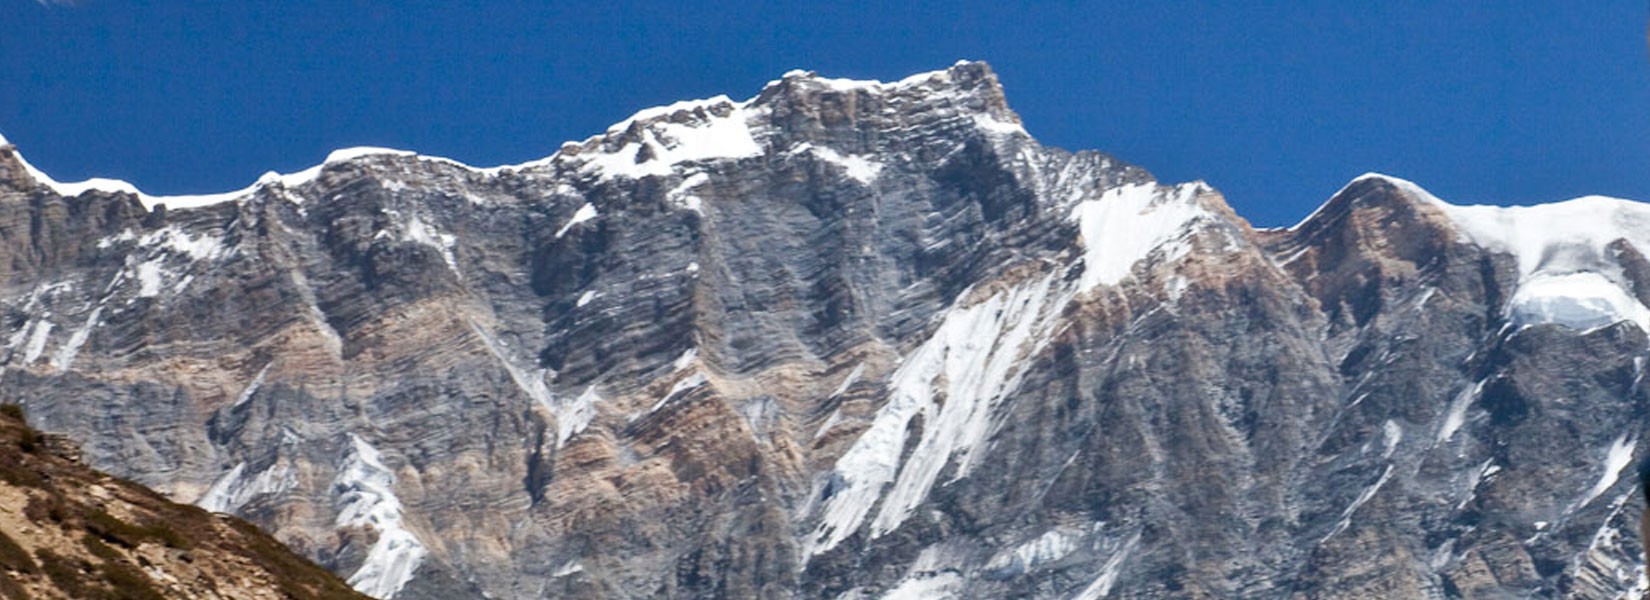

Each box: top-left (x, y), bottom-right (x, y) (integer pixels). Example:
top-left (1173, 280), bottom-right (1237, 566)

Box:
top-left (0, 62), bottom-right (1645, 598)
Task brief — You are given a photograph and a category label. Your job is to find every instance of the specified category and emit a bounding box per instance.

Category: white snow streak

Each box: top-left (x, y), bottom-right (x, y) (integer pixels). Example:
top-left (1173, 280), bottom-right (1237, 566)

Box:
top-left (813, 408), bottom-right (845, 441)
top-left (1436, 380), bottom-right (1485, 444)
top-left (985, 526), bottom-right (1088, 576)
top-left (667, 172), bottom-right (711, 213)
top-left (806, 273), bottom-right (1070, 557)
top-left (20, 320), bottom-right (53, 365)
top-left (558, 385), bottom-right (601, 446)
top-left (672, 347), bottom-right (698, 372)
top-left (1572, 433), bottom-right (1637, 513)
top-left (466, 319), bottom-right (596, 447)
top-left (793, 143), bottom-right (883, 184)
top-left (880, 572), bottom-right (963, 600)
top-left (196, 460), bottom-right (297, 514)
top-left (401, 215), bottom-right (460, 277)
top-left (1071, 532), bottom-right (1141, 600)
top-left (334, 435), bottom-right (427, 600)
top-left (555, 203), bottom-right (599, 238)
top-left (135, 260), bottom-right (166, 297)
top-left (652, 372), bottom-right (708, 413)
top-left (1379, 419), bottom-right (1403, 460)
top-left (50, 306), bottom-right (101, 370)
top-left (830, 363), bottom-right (866, 398)
top-left (233, 363), bottom-right (273, 408)
top-left (1321, 465), bottom-right (1394, 544)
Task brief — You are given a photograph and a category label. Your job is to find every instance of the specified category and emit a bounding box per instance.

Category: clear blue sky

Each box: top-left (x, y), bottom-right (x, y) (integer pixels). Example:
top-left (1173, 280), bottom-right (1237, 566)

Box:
top-left (2, 1), bottom-right (1645, 226)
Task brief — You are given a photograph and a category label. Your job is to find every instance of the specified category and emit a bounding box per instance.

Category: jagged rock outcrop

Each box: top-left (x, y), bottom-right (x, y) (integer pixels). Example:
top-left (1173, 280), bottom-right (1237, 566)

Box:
top-left (0, 61), bottom-right (1646, 598)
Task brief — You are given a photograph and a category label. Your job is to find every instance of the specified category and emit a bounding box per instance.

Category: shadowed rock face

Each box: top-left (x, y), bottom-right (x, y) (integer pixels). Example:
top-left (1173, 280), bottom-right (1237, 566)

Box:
top-left (0, 62), bottom-right (1646, 599)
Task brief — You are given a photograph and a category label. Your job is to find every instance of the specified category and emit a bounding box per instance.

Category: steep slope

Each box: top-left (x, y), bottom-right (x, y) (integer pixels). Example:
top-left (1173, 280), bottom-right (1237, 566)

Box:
top-left (0, 62), bottom-right (1646, 598)
top-left (0, 404), bottom-right (369, 599)
top-left (1262, 175), bottom-right (1650, 598)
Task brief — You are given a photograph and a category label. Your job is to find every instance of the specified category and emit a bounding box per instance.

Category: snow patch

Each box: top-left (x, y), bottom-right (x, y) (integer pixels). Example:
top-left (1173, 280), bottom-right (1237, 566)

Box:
top-left (830, 362), bottom-right (866, 397)
top-left (1379, 419), bottom-right (1403, 459)
top-left (1321, 465), bottom-right (1394, 544)
top-left (333, 435), bottom-right (427, 600)
top-left (401, 215), bottom-right (460, 277)
top-left (806, 273), bottom-right (1072, 556)
top-left (1571, 433), bottom-right (1637, 513)
top-left (1437, 380), bottom-right (1485, 444)
top-left (558, 386), bottom-right (601, 446)
top-left (1456, 460), bottom-right (1502, 511)
top-left (96, 229), bottom-right (137, 249)
top-left (1369, 174), bottom-right (1650, 333)
top-left (880, 572), bottom-right (962, 600)
top-left (672, 347), bottom-right (698, 372)
top-left (972, 113), bottom-right (1027, 137)
top-left (1072, 532), bottom-right (1141, 600)
top-left (653, 372), bottom-right (708, 413)
top-left (233, 363), bottom-right (273, 408)
top-left (985, 526), bottom-right (1090, 576)
top-left (1069, 183), bottom-right (1211, 290)
top-left (5, 323), bottom-right (29, 354)
top-left (555, 203), bottom-right (599, 238)
top-left (20, 320), bottom-right (53, 365)
top-left (667, 172), bottom-right (710, 213)
top-left (50, 306), bottom-right (101, 371)
top-left (793, 143), bottom-right (883, 184)
top-left (197, 460), bottom-right (297, 514)
top-left (466, 320), bottom-right (595, 447)
top-left (576, 98), bottom-right (764, 180)
top-left (135, 260), bottom-right (166, 297)
top-left (1165, 274), bottom-right (1190, 304)
top-left (138, 226), bottom-right (227, 261)
top-left (1507, 272), bottom-right (1650, 331)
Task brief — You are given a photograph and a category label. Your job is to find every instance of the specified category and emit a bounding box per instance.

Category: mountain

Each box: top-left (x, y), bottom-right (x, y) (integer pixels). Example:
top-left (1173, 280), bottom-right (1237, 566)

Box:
top-left (0, 61), bottom-right (1646, 598)
top-left (0, 404), bottom-right (369, 599)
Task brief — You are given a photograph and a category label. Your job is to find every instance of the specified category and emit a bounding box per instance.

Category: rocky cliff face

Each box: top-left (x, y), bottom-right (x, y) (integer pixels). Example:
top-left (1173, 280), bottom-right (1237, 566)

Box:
top-left (0, 61), bottom-right (1646, 599)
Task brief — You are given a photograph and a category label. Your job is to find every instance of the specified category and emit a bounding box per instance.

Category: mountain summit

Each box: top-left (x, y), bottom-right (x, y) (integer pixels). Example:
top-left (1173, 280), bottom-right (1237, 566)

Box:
top-left (0, 63), bottom-right (1647, 598)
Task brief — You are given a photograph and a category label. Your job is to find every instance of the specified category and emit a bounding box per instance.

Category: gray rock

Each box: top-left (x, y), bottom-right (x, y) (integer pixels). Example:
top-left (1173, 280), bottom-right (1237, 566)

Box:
top-left (0, 62), bottom-right (1645, 599)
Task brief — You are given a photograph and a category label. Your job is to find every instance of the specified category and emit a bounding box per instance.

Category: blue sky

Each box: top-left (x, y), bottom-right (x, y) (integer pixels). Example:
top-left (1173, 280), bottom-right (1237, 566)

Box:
top-left (1, 1), bottom-right (1645, 226)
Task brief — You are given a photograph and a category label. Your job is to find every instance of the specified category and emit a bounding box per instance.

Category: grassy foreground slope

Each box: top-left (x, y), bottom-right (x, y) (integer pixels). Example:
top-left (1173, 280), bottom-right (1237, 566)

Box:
top-left (0, 405), bottom-right (369, 600)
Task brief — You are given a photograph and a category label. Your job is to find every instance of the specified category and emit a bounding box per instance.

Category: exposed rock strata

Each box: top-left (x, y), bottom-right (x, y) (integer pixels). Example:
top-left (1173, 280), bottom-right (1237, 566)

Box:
top-left (0, 62), bottom-right (1646, 598)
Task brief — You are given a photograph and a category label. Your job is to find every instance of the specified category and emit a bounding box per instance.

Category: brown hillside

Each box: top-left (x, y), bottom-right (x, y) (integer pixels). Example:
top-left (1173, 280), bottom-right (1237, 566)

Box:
top-left (0, 404), bottom-right (369, 600)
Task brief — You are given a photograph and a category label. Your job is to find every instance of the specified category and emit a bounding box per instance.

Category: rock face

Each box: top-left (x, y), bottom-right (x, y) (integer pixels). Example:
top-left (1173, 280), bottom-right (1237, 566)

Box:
top-left (0, 61), bottom-right (1646, 598)
top-left (0, 405), bottom-right (369, 599)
